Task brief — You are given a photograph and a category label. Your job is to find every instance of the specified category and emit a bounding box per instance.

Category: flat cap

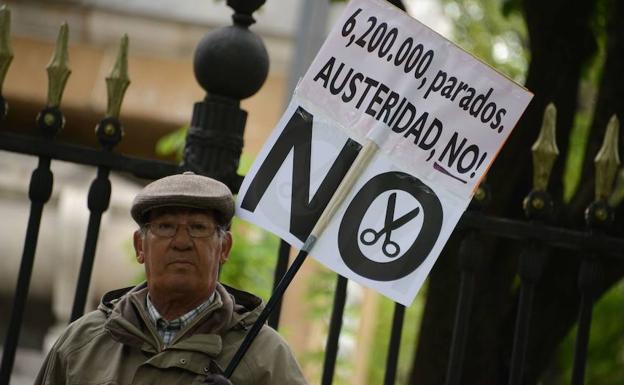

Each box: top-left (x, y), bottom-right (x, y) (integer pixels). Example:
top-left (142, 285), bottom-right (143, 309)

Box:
top-left (131, 171), bottom-right (234, 225)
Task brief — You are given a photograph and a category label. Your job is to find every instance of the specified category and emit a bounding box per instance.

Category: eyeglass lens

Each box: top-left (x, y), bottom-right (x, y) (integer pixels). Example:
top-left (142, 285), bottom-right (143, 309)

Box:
top-left (148, 221), bottom-right (216, 238)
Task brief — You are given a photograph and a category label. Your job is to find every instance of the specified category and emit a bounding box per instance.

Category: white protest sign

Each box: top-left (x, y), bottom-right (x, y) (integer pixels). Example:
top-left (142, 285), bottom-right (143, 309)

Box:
top-left (236, 0), bottom-right (532, 306)
top-left (297, 0), bottom-right (532, 199)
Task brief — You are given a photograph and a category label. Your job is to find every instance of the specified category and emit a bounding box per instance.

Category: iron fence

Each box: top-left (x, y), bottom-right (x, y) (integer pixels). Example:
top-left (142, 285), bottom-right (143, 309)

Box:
top-left (0, 1), bottom-right (622, 385)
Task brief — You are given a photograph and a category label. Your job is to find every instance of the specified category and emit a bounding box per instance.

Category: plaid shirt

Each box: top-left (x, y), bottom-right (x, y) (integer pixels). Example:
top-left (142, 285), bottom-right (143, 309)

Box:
top-left (146, 293), bottom-right (215, 347)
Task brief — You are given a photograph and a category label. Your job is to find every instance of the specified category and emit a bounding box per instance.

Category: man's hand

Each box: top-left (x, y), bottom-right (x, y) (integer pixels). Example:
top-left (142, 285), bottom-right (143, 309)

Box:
top-left (203, 374), bottom-right (233, 385)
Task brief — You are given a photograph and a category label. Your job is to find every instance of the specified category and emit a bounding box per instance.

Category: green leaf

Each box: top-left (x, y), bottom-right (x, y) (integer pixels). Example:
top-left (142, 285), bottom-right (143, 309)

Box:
top-left (156, 126), bottom-right (188, 161)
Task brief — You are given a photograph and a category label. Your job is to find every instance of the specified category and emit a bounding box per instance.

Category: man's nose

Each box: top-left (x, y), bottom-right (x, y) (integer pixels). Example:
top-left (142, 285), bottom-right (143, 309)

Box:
top-left (171, 224), bottom-right (193, 248)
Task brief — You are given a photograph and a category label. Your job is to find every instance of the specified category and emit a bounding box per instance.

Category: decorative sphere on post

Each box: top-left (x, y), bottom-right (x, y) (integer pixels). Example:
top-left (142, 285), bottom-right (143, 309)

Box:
top-left (183, 0), bottom-right (268, 192)
top-left (193, 0), bottom-right (269, 100)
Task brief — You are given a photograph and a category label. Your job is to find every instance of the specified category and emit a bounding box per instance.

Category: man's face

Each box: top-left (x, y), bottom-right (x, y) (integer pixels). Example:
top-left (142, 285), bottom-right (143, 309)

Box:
top-left (133, 207), bottom-right (232, 299)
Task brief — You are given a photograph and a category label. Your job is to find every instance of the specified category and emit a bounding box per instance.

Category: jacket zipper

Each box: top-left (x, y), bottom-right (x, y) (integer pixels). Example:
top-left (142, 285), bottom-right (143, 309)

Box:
top-left (130, 296), bottom-right (165, 352)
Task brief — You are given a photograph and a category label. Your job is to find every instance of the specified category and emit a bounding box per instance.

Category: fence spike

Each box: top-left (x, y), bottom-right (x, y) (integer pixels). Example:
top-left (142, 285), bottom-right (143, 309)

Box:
top-left (471, 177), bottom-right (490, 209)
top-left (0, 5), bottom-right (13, 96)
top-left (594, 115), bottom-right (620, 202)
top-left (105, 34), bottom-right (130, 119)
top-left (531, 103), bottom-right (559, 192)
top-left (46, 23), bottom-right (71, 108)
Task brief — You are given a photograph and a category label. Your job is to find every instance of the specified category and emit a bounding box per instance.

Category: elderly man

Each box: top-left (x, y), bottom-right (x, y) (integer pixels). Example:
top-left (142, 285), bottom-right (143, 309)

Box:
top-left (36, 172), bottom-right (307, 385)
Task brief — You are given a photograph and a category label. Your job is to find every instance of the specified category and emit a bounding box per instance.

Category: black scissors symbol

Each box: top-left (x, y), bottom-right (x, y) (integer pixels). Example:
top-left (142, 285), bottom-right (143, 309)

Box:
top-left (359, 192), bottom-right (420, 258)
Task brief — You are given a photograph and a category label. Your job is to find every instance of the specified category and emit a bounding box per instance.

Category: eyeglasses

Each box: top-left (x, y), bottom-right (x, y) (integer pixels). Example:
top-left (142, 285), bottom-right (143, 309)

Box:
top-left (145, 221), bottom-right (219, 238)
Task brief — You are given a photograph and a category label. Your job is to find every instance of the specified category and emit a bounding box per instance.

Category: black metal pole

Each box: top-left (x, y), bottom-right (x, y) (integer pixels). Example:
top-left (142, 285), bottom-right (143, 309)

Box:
top-left (507, 244), bottom-right (546, 385)
top-left (321, 275), bottom-right (348, 385)
top-left (70, 212), bottom-right (103, 321)
top-left (507, 281), bottom-right (536, 385)
top-left (225, 247), bottom-right (310, 378)
top-left (570, 199), bottom-right (609, 385)
top-left (571, 258), bottom-right (601, 385)
top-left (383, 303), bottom-right (406, 385)
top-left (0, 157), bottom-right (53, 385)
top-left (445, 270), bottom-right (475, 385)
top-left (268, 240), bottom-right (291, 330)
top-left (185, 0), bottom-right (268, 194)
top-left (571, 293), bottom-right (594, 385)
top-left (69, 167), bottom-right (112, 321)
top-left (445, 233), bottom-right (480, 385)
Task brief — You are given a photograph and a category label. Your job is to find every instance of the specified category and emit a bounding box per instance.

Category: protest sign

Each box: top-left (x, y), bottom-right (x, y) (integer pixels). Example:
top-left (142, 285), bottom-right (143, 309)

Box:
top-left (236, 0), bottom-right (532, 306)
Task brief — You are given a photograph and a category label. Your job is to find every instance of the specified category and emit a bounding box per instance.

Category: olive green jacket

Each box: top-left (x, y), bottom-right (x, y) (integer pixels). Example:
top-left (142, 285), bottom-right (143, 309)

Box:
top-left (35, 283), bottom-right (307, 385)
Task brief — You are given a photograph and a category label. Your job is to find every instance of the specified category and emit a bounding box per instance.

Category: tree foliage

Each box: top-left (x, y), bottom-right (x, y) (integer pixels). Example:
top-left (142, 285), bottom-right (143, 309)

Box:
top-left (439, 0), bottom-right (528, 83)
top-left (409, 0), bottom-right (624, 384)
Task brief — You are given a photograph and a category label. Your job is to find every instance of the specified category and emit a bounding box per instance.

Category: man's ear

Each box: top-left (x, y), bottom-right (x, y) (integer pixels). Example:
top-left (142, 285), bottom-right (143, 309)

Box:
top-left (219, 232), bottom-right (233, 265)
top-left (133, 230), bottom-right (145, 264)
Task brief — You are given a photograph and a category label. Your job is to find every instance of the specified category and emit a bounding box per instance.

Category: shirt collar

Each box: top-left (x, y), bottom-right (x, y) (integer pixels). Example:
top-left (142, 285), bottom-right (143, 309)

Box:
top-left (146, 292), bottom-right (216, 330)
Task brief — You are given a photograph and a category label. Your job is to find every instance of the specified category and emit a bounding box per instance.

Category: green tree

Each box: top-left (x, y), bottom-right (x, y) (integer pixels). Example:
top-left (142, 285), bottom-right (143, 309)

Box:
top-left (408, 0), bottom-right (624, 384)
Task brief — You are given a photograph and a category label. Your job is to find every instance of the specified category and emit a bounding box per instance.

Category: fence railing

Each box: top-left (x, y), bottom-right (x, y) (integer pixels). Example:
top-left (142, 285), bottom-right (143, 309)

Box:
top-left (0, 1), bottom-right (623, 385)
top-left (0, 1), bottom-right (265, 382)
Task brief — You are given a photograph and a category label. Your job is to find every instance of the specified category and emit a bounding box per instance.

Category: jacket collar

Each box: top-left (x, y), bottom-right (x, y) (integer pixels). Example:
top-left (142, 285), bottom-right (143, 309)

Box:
top-left (100, 282), bottom-right (264, 356)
